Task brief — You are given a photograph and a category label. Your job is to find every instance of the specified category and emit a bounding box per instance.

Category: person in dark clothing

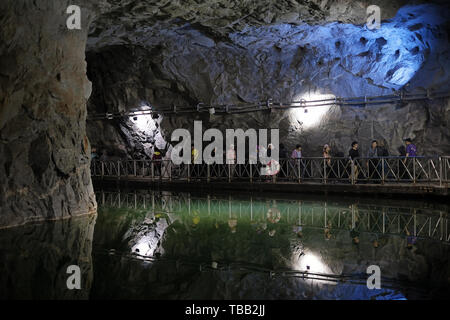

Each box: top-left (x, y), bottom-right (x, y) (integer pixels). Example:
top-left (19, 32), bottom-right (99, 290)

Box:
top-left (278, 143), bottom-right (288, 178)
top-left (152, 147), bottom-right (163, 177)
top-left (366, 140), bottom-right (380, 181)
top-left (348, 141), bottom-right (359, 160)
top-left (376, 139), bottom-right (389, 180)
top-left (377, 139), bottom-right (389, 157)
top-left (348, 141), bottom-right (360, 182)
top-left (279, 143), bottom-right (288, 159)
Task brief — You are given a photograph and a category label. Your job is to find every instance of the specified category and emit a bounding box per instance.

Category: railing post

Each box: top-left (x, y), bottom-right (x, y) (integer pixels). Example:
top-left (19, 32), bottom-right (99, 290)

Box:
top-left (228, 164), bottom-right (231, 183)
top-left (323, 158), bottom-right (327, 184)
top-left (298, 159), bottom-right (301, 184)
top-left (413, 157), bottom-right (416, 184)
top-left (101, 161), bottom-right (104, 178)
top-left (351, 160), bottom-right (355, 185)
top-left (151, 161), bottom-right (154, 181)
top-left (381, 158), bottom-right (385, 185)
top-left (117, 160), bottom-right (120, 178)
top-left (207, 163), bottom-right (210, 183)
top-left (187, 163), bottom-right (190, 182)
top-left (439, 156), bottom-right (442, 187)
top-left (250, 163), bottom-right (253, 183)
top-left (133, 160), bottom-right (136, 177)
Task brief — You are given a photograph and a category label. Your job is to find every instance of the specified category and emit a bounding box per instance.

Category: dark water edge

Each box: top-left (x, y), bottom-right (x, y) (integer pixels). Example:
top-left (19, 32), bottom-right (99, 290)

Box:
top-left (0, 188), bottom-right (449, 299)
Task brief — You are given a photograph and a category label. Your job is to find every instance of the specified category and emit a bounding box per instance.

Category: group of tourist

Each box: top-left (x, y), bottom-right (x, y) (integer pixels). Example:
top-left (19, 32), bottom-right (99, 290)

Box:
top-left (284, 138), bottom-right (417, 161)
top-left (91, 138), bottom-right (419, 181)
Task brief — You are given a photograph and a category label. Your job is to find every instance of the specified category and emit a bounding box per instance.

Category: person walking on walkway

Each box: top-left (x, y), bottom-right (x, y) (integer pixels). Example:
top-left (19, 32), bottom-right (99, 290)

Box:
top-left (348, 141), bottom-right (360, 182)
top-left (291, 144), bottom-right (303, 180)
top-left (366, 140), bottom-right (380, 181)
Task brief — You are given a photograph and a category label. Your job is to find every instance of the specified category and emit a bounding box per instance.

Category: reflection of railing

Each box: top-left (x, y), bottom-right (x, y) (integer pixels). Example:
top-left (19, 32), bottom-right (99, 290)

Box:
top-left (91, 156), bottom-right (450, 185)
top-left (96, 191), bottom-right (450, 244)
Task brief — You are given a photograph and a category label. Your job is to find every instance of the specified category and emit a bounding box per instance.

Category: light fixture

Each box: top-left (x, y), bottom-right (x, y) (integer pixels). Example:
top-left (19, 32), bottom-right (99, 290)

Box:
top-left (209, 108), bottom-right (215, 115)
top-left (291, 93), bottom-right (335, 129)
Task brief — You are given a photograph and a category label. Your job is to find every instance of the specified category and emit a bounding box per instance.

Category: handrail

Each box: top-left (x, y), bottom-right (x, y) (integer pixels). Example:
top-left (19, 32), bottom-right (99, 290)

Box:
top-left (90, 156), bottom-right (450, 186)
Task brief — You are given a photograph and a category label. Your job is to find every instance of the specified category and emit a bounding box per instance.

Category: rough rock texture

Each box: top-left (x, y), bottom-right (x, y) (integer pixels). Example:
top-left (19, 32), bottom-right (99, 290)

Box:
top-left (0, 1), bottom-right (98, 227)
top-left (85, 2), bottom-right (450, 158)
top-left (0, 214), bottom-right (96, 299)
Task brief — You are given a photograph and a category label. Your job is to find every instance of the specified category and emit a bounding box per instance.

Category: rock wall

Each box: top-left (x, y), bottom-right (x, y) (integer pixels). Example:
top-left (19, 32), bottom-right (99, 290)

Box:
top-left (85, 3), bottom-right (450, 158)
top-left (0, 1), bottom-right (97, 227)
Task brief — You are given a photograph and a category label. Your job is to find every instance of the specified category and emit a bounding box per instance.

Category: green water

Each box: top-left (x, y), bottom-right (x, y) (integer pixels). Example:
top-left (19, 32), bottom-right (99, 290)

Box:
top-left (1, 189), bottom-right (449, 299)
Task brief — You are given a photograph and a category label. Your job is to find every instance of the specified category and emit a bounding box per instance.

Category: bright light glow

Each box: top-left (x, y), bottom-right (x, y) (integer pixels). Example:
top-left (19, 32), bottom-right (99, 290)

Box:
top-left (131, 236), bottom-right (158, 257)
top-left (130, 114), bottom-right (157, 132)
top-left (295, 251), bottom-right (330, 274)
top-left (291, 93), bottom-right (334, 129)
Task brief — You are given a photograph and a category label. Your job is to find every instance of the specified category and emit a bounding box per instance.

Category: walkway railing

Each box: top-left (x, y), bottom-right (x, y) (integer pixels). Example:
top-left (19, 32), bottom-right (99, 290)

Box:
top-left (91, 156), bottom-right (450, 186)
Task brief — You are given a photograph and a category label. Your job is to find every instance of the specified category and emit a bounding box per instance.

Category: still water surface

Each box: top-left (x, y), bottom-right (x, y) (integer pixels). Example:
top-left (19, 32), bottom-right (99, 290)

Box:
top-left (1, 189), bottom-right (449, 299)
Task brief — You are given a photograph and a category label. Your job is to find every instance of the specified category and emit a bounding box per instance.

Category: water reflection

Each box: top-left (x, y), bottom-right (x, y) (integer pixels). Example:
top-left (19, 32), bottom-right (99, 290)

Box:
top-left (0, 190), bottom-right (448, 299)
top-left (91, 190), bottom-right (450, 300)
top-left (0, 214), bottom-right (96, 299)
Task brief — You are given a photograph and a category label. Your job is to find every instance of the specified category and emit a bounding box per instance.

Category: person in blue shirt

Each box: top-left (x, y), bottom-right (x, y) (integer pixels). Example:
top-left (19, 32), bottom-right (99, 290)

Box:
top-left (404, 138), bottom-right (417, 157)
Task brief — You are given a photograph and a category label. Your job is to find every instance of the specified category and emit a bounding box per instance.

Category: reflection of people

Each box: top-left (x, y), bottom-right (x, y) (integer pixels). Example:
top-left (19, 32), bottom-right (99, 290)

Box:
top-left (267, 207), bottom-right (281, 224)
top-left (293, 225), bottom-right (303, 238)
top-left (405, 228), bottom-right (417, 250)
top-left (371, 233), bottom-right (379, 248)
top-left (350, 228), bottom-right (360, 244)
top-left (256, 220), bottom-right (267, 234)
top-left (228, 217), bottom-right (237, 233)
top-left (324, 222), bottom-right (332, 240)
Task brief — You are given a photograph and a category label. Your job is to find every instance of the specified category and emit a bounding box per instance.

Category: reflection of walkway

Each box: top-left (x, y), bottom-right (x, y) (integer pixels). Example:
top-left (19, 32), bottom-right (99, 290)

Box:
top-left (96, 191), bottom-right (450, 244)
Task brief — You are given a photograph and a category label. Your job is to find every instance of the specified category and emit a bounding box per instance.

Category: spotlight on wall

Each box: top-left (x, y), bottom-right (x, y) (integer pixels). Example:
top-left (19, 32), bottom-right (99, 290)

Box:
top-left (209, 108), bottom-right (215, 115)
top-left (291, 93), bottom-right (335, 129)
